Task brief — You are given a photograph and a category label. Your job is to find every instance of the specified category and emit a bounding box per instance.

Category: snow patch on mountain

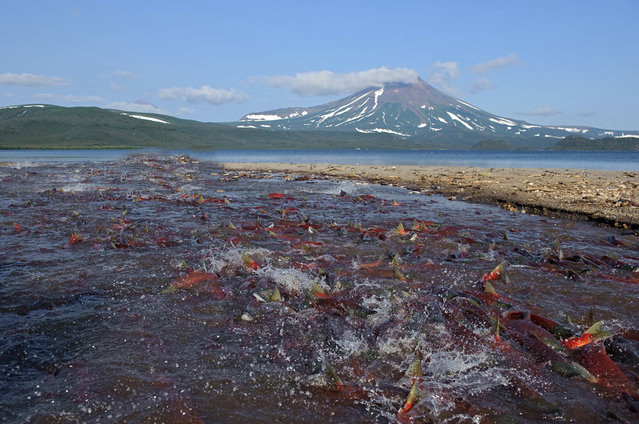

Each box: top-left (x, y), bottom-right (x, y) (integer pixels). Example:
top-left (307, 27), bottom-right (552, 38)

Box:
top-left (446, 112), bottom-right (474, 130)
top-left (356, 128), bottom-right (409, 137)
top-left (489, 117), bottom-right (517, 126)
top-left (121, 113), bottom-right (170, 124)
top-left (243, 114), bottom-right (283, 121)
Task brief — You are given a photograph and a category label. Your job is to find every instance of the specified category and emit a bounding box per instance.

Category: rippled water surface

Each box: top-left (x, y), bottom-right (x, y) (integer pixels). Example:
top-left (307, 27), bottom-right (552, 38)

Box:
top-left (1, 155), bottom-right (638, 423)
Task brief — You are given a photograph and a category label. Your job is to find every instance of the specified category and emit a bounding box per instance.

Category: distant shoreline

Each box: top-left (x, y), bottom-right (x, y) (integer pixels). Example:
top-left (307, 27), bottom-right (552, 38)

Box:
top-left (221, 162), bottom-right (639, 230)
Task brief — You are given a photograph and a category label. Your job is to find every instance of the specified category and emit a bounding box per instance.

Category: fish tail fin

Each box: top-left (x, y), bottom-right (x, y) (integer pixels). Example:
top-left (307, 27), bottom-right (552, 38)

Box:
top-left (271, 286), bottom-right (282, 302)
top-left (324, 359), bottom-right (344, 391)
top-left (394, 265), bottom-right (407, 281)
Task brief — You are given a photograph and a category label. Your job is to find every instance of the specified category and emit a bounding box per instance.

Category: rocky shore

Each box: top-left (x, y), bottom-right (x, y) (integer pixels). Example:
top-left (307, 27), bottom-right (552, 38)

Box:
top-left (222, 163), bottom-right (639, 230)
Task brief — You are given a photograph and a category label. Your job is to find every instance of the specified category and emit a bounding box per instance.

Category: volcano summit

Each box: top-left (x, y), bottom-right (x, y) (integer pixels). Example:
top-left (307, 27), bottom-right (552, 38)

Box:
top-left (238, 78), bottom-right (637, 148)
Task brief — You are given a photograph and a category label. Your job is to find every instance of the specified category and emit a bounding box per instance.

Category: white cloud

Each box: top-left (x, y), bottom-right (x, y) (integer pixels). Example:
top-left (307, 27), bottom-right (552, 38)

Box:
top-left (106, 99), bottom-right (166, 114)
top-left (3, 92), bottom-right (16, 98)
top-left (519, 107), bottom-right (562, 117)
top-left (35, 93), bottom-right (104, 103)
top-left (113, 70), bottom-right (134, 78)
top-left (427, 61), bottom-right (460, 95)
top-left (0, 73), bottom-right (67, 86)
top-left (101, 70), bottom-right (135, 79)
top-left (263, 67), bottom-right (419, 97)
top-left (158, 85), bottom-right (248, 104)
top-left (472, 54), bottom-right (519, 74)
top-left (470, 77), bottom-right (493, 94)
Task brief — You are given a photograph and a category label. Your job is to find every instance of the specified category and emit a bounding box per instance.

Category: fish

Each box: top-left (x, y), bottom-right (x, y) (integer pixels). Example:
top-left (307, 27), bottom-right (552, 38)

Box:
top-left (164, 270), bottom-right (219, 293)
top-left (396, 353), bottom-right (423, 416)
top-left (482, 263), bottom-right (504, 284)
top-left (393, 264), bottom-right (408, 281)
top-left (324, 359), bottom-right (344, 391)
top-left (561, 321), bottom-right (614, 349)
top-left (484, 281), bottom-right (499, 297)
top-left (242, 253), bottom-right (262, 271)
top-left (311, 282), bottom-right (328, 299)
top-left (572, 344), bottom-right (639, 399)
top-left (397, 379), bottom-right (419, 416)
top-left (68, 233), bottom-right (83, 245)
top-left (529, 313), bottom-right (574, 340)
top-left (502, 314), bottom-right (597, 382)
top-left (358, 259), bottom-right (383, 269)
top-left (268, 192), bottom-right (294, 200)
top-left (395, 222), bottom-right (408, 236)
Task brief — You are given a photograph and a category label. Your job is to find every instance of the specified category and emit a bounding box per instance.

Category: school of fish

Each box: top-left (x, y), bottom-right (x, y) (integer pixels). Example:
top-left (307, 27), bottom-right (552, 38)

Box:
top-left (1, 154), bottom-right (638, 423)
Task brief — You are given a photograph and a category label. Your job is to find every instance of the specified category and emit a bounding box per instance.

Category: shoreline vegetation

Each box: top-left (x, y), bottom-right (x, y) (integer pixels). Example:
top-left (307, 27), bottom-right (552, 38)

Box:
top-left (221, 162), bottom-right (639, 230)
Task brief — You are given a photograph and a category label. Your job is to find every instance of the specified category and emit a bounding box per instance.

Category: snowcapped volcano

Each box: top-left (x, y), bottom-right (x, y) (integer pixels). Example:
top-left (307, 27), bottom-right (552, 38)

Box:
top-left (237, 78), bottom-right (637, 145)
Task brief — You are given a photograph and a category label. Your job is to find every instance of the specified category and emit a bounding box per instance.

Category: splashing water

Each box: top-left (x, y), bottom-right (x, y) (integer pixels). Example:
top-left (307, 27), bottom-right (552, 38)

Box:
top-left (1, 154), bottom-right (638, 423)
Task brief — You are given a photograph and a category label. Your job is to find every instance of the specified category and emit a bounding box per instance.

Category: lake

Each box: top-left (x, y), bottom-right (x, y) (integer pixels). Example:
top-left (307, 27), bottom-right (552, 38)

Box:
top-left (1, 149), bottom-right (639, 170)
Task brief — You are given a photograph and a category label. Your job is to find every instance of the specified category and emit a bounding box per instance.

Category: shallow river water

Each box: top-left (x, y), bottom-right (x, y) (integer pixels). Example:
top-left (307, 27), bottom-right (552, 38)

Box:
top-left (1, 155), bottom-right (638, 423)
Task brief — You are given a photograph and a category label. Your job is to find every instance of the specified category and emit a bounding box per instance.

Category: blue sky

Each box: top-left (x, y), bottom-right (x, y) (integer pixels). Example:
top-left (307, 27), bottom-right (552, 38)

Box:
top-left (1, 0), bottom-right (638, 130)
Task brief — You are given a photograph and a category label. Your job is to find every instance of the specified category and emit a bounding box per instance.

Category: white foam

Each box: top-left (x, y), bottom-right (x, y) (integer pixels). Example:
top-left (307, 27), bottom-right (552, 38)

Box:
top-left (205, 247), bottom-right (272, 273)
top-left (61, 183), bottom-right (98, 192)
top-left (334, 329), bottom-right (367, 357)
top-left (261, 267), bottom-right (326, 294)
top-left (425, 349), bottom-right (515, 395)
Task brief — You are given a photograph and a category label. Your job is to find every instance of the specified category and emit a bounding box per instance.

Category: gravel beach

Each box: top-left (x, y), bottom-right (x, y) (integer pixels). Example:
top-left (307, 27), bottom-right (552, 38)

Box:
top-left (222, 163), bottom-right (639, 229)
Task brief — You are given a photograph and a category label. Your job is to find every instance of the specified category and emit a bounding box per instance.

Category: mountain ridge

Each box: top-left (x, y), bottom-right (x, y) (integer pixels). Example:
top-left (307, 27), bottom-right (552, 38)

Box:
top-left (0, 104), bottom-right (422, 150)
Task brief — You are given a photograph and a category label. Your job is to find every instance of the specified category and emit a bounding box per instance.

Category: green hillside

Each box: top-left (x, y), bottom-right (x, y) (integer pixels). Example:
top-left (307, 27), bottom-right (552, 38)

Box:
top-left (548, 135), bottom-right (639, 151)
top-left (0, 104), bottom-right (435, 150)
top-left (2, 105), bottom-right (637, 151)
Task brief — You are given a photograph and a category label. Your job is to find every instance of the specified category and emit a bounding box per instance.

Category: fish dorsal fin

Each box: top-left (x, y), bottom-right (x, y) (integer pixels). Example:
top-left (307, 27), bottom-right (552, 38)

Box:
top-left (584, 320), bottom-right (603, 335)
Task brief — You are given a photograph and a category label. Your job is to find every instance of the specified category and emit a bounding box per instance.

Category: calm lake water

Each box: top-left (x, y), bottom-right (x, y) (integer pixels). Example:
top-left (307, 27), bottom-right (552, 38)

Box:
top-left (1, 149), bottom-right (638, 170)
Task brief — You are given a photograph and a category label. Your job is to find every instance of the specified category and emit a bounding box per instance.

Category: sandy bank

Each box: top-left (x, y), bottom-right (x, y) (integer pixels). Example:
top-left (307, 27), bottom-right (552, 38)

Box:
top-left (221, 163), bottom-right (639, 229)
